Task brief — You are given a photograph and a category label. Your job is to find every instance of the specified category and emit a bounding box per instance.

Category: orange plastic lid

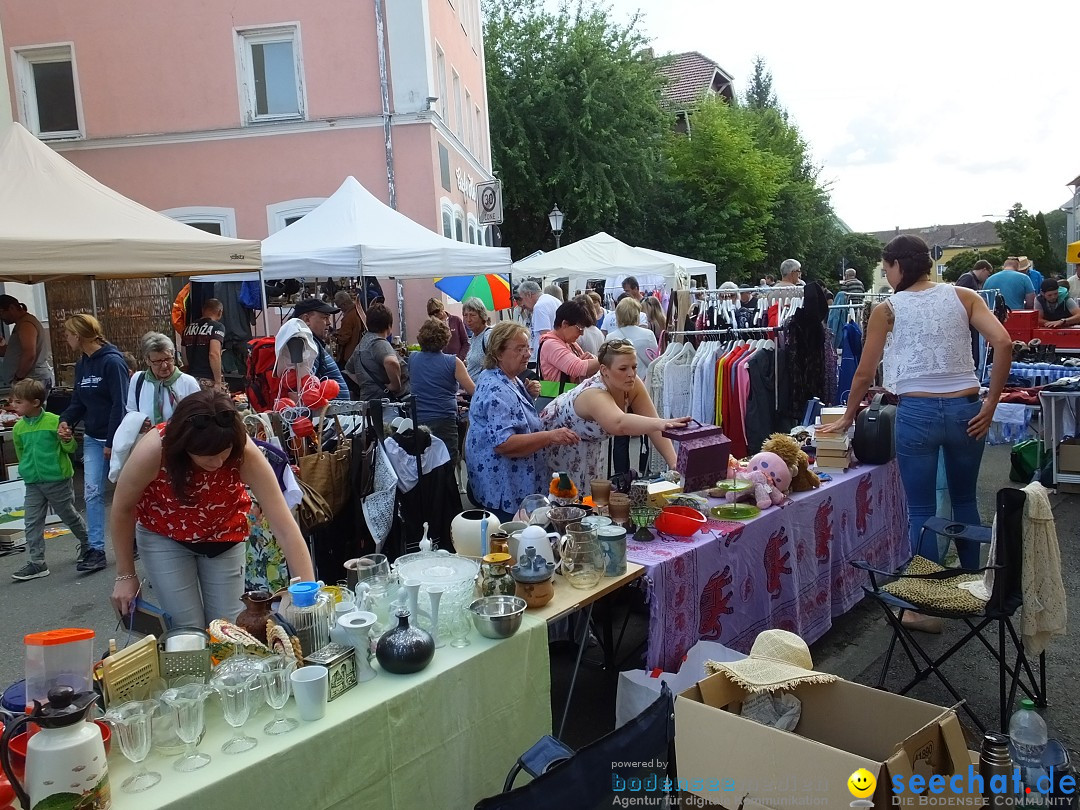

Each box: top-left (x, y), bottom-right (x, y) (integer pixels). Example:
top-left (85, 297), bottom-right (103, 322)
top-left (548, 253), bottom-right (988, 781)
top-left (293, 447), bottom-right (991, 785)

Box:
top-left (24, 628), bottom-right (95, 646)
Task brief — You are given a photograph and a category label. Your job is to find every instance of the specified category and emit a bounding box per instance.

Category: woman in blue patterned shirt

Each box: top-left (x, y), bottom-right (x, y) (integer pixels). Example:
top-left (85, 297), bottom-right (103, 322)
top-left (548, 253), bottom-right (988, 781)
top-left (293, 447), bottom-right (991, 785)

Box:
top-left (465, 322), bottom-right (579, 520)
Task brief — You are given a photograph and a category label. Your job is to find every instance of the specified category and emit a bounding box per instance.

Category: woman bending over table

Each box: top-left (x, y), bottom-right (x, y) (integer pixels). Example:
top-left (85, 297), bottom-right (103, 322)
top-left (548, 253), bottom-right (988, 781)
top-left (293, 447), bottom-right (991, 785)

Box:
top-left (466, 321), bottom-right (579, 521)
top-left (110, 390), bottom-right (315, 627)
top-left (820, 234), bottom-right (1011, 631)
top-left (540, 339), bottom-right (690, 492)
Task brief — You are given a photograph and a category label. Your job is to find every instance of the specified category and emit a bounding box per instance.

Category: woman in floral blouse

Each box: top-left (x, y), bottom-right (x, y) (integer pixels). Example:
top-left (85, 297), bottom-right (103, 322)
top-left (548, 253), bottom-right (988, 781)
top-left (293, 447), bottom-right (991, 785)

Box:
top-left (465, 322), bottom-right (579, 520)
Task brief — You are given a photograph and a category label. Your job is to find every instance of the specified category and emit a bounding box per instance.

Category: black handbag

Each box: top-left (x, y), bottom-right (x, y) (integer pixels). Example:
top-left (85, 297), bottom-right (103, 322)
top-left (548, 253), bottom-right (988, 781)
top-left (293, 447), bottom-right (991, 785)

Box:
top-left (852, 393), bottom-right (897, 464)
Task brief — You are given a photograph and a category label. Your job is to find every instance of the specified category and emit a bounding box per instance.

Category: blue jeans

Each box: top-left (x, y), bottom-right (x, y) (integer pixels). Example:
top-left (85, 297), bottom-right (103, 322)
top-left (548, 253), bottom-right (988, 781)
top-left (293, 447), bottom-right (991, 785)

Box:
top-left (82, 436), bottom-right (107, 552)
top-left (895, 396), bottom-right (985, 569)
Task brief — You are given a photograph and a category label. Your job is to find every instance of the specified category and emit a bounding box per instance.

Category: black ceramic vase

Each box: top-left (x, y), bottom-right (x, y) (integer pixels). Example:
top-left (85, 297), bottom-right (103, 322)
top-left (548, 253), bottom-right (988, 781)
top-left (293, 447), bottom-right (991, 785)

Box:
top-left (376, 608), bottom-right (435, 674)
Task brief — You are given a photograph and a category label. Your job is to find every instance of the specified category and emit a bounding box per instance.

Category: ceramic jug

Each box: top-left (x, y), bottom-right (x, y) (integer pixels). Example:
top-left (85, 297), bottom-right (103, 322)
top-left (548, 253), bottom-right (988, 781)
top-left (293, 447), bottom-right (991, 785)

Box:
top-left (0, 687), bottom-right (109, 810)
top-left (375, 609), bottom-right (435, 675)
top-left (235, 590), bottom-right (275, 643)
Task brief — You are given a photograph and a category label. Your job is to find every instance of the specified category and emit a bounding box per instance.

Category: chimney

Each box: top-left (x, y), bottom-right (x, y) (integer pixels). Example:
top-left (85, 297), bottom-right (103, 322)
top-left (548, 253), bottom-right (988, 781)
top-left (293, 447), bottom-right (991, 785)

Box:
top-left (950, 228), bottom-right (956, 239)
top-left (895, 226), bottom-right (900, 235)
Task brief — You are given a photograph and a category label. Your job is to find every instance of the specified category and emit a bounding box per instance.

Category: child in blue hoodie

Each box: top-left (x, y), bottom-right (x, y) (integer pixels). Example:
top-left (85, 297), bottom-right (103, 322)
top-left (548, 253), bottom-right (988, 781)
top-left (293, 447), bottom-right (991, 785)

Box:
top-left (58, 314), bottom-right (129, 574)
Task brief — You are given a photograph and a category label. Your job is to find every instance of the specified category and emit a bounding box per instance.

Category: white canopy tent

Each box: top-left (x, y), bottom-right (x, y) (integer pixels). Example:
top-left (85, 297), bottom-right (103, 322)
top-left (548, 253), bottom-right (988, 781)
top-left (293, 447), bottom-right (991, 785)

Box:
top-left (512, 232), bottom-right (692, 290)
top-left (0, 123), bottom-right (261, 283)
top-left (637, 247), bottom-right (715, 285)
top-left (257, 176), bottom-right (511, 280)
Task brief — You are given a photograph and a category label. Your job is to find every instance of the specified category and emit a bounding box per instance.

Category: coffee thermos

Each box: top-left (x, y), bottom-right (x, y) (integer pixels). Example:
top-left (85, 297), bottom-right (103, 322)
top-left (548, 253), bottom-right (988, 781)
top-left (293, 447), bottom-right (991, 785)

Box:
top-left (979, 732), bottom-right (1014, 807)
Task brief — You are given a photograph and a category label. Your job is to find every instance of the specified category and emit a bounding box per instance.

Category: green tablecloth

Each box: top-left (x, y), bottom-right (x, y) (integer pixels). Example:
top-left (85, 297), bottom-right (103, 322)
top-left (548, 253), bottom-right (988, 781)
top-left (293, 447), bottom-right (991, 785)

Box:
top-left (110, 614), bottom-right (551, 809)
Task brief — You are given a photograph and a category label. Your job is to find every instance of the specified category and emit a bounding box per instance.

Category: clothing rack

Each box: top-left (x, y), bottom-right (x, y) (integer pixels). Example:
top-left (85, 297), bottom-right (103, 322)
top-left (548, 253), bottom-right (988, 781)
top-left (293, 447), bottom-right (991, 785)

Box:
top-left (667, 325), bottom-right (785, 409)
top-left (325, 396), bottom-right (424, 486)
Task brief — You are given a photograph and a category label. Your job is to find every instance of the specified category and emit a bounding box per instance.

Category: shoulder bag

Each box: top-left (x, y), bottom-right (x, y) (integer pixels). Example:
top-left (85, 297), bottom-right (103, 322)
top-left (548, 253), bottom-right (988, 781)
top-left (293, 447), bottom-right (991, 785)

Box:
top-left (297, 412), bottom-right (353, 514)
top-left (533, 335), bottom-right (578, 413)
top-left (852, 392), bottom-right (897, 464)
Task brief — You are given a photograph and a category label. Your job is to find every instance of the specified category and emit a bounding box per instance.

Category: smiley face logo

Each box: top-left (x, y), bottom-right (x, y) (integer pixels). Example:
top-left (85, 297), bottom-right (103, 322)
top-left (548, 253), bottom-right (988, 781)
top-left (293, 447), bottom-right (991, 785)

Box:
top-left (848, 768), bottom-right (876, 798)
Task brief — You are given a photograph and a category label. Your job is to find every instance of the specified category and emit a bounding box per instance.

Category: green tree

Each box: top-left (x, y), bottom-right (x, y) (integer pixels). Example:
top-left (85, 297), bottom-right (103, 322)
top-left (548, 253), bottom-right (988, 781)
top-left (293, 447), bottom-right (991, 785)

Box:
top-left (483, 0), bottom-right (671, 257)
top-left (837, 232), bottom-right (884, 289)
top-left (1033, 212), bottom-right (1066, 278)
top-left (664, 97), bottom-right (785, 276)
top-left (743, 56), bottom-right (780, 112)
top-left (1044, 209), bottom-right (1067, 265)
top-left (994, 203), bottom-right (1041, 258)
top-left (943, 248), bottom-right (1007, 282)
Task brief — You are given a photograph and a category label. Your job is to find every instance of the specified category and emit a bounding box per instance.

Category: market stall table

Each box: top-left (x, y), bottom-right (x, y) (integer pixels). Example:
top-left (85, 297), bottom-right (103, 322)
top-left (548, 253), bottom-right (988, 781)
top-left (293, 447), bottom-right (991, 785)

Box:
top-left (109, 614), bottom-right (550, 810)
top-left (628, 460), bottom-right (909, 672)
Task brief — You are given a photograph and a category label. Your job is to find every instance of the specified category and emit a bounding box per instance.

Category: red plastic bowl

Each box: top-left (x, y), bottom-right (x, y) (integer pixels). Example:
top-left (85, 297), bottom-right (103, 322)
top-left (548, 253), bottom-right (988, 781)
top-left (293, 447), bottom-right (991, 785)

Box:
top-left (6, 721), bottom-right (111, 775)
top-left (655, 505), bottom-right (707, 537)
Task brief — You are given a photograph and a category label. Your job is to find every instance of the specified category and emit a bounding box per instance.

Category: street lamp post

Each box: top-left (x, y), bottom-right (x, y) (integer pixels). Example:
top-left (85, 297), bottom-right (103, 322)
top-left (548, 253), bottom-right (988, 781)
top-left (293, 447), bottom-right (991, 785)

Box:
top-left (548, 204), bottom-right (565, 249)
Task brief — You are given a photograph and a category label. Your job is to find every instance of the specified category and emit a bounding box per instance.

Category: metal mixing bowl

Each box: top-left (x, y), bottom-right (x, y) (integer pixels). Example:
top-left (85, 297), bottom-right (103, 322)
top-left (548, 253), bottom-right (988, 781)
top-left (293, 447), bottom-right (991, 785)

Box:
top-left (468, 596), bottom-right (527, 639)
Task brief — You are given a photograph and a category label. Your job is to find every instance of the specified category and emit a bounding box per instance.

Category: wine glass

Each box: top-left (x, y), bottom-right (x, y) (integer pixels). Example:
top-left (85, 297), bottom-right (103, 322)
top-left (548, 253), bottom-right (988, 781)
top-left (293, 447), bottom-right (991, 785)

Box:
top-left (104, 699), bottom-right (161, 793)
top-left (212, 672), bottom-right (259, 754)
top-left (260, 655), bottom-right (298, 736)
top-left (161, 683), bottom-right (215, 772)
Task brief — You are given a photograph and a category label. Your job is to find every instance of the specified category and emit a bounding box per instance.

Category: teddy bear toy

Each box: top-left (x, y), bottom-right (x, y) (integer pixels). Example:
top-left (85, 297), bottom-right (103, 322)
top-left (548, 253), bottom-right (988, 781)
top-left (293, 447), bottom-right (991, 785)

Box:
top-left (761, 432), bottom-right (820, 492)
top-left (725, 452), bottom-right (790, 510)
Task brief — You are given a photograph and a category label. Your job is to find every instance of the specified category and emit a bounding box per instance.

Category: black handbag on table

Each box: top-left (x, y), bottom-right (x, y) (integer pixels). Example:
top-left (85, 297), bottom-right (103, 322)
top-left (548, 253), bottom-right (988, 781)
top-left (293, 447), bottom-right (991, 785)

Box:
top-left (852, 393), bottom-right (897, 464)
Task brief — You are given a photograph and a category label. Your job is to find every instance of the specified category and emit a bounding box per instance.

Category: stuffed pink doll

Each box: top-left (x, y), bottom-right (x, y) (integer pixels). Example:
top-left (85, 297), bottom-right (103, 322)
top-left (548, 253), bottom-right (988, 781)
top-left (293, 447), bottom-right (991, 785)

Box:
top-left (725, 469), bottom-right (776, 510)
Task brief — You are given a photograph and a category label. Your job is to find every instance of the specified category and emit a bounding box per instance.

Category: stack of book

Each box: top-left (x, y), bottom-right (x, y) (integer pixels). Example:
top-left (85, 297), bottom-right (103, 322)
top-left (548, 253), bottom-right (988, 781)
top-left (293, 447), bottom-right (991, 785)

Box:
top-left (815, 411), bottom-right (852, 470)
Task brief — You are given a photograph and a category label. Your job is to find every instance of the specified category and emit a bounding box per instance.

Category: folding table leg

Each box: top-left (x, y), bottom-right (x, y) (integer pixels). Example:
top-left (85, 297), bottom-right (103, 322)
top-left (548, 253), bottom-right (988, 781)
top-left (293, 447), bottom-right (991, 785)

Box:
top-left (558, 602), bottom-right (595, 739)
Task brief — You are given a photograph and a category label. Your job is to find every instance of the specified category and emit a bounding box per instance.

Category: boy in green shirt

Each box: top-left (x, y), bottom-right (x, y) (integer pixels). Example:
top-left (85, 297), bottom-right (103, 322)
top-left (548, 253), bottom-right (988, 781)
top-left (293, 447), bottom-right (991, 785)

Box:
top-left (10, 379), bottom-right (90, 581)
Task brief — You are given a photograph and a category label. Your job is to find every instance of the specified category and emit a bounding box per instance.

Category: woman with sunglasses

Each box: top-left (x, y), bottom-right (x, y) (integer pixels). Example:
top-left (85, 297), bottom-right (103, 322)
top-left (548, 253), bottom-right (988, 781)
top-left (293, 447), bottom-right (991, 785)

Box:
top-left (540, 340), bottom-right (690, 493)
top-left (109, 390), bottom-right (315, 627)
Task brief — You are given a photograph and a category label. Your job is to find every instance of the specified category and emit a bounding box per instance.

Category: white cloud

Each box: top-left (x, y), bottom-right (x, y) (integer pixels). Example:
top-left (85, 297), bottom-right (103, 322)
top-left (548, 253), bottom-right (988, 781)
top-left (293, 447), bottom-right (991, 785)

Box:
top-left (548, 0), bottom-right (1079, 233)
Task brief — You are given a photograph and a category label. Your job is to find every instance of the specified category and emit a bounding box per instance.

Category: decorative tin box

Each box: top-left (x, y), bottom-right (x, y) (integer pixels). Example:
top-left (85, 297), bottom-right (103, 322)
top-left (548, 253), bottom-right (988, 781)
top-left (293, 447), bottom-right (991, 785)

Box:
top-left (304, 642), bottom-right (358, 701)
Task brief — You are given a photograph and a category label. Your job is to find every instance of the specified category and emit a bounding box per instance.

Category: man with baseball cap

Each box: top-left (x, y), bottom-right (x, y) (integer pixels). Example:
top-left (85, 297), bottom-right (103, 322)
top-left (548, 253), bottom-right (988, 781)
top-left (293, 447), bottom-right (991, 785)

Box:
top-left (289, 298), bottom-right (349, 394)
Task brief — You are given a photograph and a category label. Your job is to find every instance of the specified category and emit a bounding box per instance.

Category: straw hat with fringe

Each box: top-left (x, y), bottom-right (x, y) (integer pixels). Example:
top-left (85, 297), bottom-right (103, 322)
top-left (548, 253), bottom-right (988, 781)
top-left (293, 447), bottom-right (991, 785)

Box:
top-left (705, 629), bottom-right (838, 693)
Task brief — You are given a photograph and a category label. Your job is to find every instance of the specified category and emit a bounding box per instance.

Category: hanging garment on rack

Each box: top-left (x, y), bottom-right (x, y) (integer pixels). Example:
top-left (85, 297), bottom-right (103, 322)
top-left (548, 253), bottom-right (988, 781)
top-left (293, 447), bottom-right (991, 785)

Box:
top-left (662, 342), bottom-right (696, 421)
top-left (745, 347), bottom-right (779, 454)
top-left (827, 291), bottom-right (849, 348)
top-left (837, 321), bottom-right (864, 405)
top-left (823, 326), bottom-right (838, 407)
top-left (390, 452), bottom-right (462, 559)
top-left (384, 429), bottom-right (451, 492)
top-left (361, 441), bottom-right (398, 552)
top-left (784, 282), bottom-right (831, 421)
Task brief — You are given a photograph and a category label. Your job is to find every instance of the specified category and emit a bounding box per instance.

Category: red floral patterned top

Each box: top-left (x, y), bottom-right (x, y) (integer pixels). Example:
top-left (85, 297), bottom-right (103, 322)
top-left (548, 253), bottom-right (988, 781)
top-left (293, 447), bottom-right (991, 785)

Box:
top-left (136, 424), bottom-right (251, 544)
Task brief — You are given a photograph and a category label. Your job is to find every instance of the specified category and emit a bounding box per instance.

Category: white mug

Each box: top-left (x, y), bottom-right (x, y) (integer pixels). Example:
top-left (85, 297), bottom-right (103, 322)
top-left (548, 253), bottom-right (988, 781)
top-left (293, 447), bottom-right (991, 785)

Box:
top-left (290, 665), bottom-right (329, 721)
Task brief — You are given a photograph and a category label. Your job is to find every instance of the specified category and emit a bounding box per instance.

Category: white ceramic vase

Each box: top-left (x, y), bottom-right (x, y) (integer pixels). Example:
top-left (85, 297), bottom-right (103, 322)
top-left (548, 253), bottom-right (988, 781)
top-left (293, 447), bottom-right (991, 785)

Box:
top-left (451, 510), bottom-right (501, 558)
top-left (335, 611), bottom-right (378, 682)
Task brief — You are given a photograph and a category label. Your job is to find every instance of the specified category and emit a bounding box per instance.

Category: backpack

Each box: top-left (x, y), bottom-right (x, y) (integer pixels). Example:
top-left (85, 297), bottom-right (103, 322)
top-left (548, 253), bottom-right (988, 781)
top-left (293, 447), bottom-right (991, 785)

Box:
top-left (238, 280), bottom-right (264, 311)
top-left (245, 336), bottom-right (280, 412)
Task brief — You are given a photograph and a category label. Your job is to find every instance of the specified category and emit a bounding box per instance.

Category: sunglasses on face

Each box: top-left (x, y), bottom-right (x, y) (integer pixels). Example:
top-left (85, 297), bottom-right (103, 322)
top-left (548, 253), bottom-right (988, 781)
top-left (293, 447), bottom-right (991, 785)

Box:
top-left (186, 411), bottom-right (235, 429)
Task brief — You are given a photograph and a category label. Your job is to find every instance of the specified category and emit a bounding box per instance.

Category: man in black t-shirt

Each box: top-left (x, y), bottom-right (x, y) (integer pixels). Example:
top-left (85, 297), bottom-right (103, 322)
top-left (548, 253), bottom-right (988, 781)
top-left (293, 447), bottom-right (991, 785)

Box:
top-left (181, 298), bottom-right (226, 390)
top-left (955, 259), bottom-right (992, 291)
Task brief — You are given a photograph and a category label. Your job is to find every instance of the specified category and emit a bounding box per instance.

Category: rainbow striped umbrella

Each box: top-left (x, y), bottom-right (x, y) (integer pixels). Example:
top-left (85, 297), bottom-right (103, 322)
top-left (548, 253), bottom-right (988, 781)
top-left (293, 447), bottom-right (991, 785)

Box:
top-left (433, 274), bottom-right (512, 311)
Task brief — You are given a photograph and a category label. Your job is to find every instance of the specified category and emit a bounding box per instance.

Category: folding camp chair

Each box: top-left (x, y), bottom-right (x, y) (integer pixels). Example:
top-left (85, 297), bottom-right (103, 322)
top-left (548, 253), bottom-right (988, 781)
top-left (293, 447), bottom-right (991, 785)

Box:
top-left (852, 488), bottom-right (1047, 733)
top-left (474, 683), bottom-right (675, 810)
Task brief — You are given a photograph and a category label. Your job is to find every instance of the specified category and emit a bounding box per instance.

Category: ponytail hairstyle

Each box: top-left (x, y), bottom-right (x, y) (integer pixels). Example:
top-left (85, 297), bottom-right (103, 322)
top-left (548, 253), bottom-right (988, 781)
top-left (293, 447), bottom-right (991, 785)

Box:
top-left (882, 234), bottom-right (933, 292)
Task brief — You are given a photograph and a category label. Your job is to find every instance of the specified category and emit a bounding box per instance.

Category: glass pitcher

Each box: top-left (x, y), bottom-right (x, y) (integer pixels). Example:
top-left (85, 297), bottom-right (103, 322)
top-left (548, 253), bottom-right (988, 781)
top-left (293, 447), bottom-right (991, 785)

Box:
top-left (560, 522), bottom-right (604, 589)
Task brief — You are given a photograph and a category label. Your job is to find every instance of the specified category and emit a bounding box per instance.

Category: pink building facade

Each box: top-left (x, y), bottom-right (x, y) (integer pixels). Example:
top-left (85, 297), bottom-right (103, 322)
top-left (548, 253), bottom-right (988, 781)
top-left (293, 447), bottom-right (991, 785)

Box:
top-left (0, 0), bottom-right (495, 336)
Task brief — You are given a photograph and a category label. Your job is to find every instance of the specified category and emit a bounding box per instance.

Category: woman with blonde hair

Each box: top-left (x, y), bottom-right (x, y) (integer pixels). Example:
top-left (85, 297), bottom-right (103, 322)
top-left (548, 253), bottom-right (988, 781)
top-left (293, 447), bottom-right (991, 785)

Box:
top-left (426, 297), bottom-right (470, 361)
top-left (540, 339), bottom-right (689, 492)
top-left (58, 314), bottom-right (131, 573)
top-left (641, 295), bottom-right (667, 341)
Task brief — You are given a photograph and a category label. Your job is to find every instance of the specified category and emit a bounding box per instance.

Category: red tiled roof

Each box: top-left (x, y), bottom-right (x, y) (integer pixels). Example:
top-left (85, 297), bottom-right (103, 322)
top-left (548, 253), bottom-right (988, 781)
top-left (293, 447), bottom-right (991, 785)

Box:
top-left (659, 51), bottom-right (734, 107)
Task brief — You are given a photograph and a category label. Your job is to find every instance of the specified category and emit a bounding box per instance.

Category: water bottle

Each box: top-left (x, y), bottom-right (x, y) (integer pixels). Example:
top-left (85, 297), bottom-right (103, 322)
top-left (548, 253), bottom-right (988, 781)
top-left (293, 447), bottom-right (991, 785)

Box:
top-left (1009, 698), bottom-right (1048, 802)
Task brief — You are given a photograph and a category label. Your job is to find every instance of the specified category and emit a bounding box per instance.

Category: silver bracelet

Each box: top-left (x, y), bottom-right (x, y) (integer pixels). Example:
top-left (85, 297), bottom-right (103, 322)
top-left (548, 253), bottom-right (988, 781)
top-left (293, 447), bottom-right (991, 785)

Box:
top-left (114, 573), bottom-right (139, 582)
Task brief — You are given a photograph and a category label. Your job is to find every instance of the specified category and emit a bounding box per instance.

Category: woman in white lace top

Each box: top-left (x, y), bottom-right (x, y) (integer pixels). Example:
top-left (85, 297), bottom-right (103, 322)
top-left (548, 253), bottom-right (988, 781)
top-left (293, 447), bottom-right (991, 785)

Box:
top-left (822, 234), bottom-right (1012, 606)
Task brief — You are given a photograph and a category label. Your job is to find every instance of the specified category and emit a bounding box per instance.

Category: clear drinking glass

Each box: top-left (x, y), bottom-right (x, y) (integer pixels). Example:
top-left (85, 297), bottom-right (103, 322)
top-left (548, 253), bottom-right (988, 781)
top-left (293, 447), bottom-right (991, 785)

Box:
top-left (261, 655), bottom-right (298, 736)
top-left (356, 554), bottom-right (392, 596)
top-left (161, 683), bottom-right (215, 772)
top-left (104, 699), bottom-right (161, 793)
top-left (212, 672), bottom-right (259, 754)
top-left (450, 604), bottom-right (472, 648)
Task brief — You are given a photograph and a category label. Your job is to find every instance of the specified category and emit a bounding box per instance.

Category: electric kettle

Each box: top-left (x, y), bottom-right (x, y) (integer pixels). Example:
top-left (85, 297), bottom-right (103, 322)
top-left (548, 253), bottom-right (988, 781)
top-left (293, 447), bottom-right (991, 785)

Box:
top-left (0, 686), bottom-right (110, 810)
top-left (509, 525), bottom-right (559, 565)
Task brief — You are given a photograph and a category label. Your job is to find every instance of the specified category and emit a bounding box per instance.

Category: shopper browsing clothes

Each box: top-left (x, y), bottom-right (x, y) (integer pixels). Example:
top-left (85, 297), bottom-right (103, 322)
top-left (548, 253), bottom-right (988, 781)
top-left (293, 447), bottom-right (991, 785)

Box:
top-left (9, 380), bottom-right (90, 581)
top-left (540, 339), bottom-right (689, 492)
top-left (466, 322), bottom-right (579, 521)
top-left (58, 315), bottom-right (129, 574)
top-left (820, 234), bottom-right (1012, 631)
top-left (110, 391), bottom-right (315, 626)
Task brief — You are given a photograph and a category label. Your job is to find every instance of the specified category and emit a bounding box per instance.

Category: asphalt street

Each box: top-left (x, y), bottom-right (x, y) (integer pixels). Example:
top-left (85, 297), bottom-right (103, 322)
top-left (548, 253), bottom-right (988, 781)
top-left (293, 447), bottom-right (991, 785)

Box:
top-left (0, 444), bottom-right (1074, 764)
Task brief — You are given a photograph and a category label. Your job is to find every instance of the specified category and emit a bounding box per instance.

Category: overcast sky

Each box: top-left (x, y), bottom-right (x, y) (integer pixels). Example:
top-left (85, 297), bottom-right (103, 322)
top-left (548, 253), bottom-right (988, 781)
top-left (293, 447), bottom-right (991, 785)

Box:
top-left (596, 0), bottom-right (1078, 234)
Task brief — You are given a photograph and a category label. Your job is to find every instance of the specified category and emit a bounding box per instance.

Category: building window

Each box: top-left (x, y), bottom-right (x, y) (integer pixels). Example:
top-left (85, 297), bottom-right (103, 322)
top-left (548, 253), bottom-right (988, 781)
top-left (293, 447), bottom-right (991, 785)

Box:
top-left (439, 143), bottom-right (451, 192)
top-left (455, 212), bottom-right (464, 242)
top-left (452, 70), bottom-right (463, 140)
top-left (474, 106), bottom-right (483, 157)
top-left (161, 207), bottom-right (238, 237)
top-left (464, 90), bottom-right (472, 153)
top-left (14, 44), bottom-right (82, 139)
top-left (468, 222), bottom-right (476, 245)
top-left (237, 25), bottom-right (304, 122)
top-left (266, 198), bottom-right (325, 233)
top-left (435, 45), bottom-right (448, 121)
top-left (441, 207), bottom-right (454, 239)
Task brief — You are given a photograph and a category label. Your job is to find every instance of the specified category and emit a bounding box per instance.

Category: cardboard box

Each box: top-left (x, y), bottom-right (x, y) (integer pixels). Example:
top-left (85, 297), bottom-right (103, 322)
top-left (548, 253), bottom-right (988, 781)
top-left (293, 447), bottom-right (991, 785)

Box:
top-left (1058, 482), bottom-right (1080, 495)
top-left (648, 481), bottom-right (682, 507)
top-left (1058, 443), bottom-right (1080, 473)
top-left (675, 673), bottom-right (970, 809)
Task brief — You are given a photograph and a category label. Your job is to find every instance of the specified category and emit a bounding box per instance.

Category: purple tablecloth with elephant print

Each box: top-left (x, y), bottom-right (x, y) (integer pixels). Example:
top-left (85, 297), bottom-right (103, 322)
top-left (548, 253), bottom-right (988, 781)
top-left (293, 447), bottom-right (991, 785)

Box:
top-left (627, 461), bottom-right (909, 672)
